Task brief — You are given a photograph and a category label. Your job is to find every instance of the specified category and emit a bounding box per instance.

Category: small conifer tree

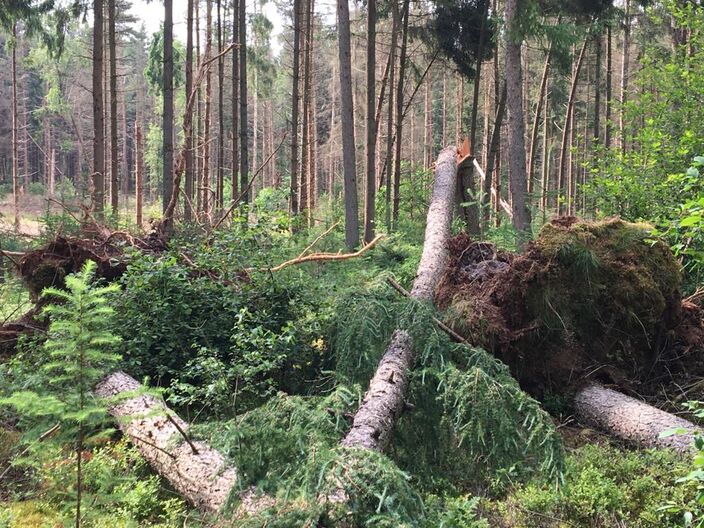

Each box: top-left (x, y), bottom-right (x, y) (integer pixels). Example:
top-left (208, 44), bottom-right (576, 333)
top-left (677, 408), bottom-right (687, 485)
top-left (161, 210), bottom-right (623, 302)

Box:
top-left (1, 260), bottom-right (121, 527)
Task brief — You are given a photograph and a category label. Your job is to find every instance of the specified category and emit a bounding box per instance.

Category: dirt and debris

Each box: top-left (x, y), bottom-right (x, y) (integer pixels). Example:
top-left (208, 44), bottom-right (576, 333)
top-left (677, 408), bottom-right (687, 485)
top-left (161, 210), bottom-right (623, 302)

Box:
top-left (436, 217), bottom-right (701, 400)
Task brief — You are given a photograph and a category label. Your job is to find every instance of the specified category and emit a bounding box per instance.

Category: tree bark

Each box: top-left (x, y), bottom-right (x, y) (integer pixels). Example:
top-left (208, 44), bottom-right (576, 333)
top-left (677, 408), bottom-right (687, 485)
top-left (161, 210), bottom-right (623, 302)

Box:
top-left (619, 0), bottom-right (630, 155)
top-left (342, 146), bottom-right (457, 451)
top-left (337, 0), bottom-right (359, 249)
top-left (92, 0), bottom-right (105, 216)
top-left (605, 24), bottom-right (612, 150)
top-left (203, 0), bottom-right (212, 218)
top-left (384, 0), bottom-right (398, 231)
top-left (162, 0), bottom-right (174, 225)
top-left (574, 383), bottom-right (699, 452)
top-left (527, 44), bottom-right (552, 194)
top-left (216, 0), bottom-right (224, 212)
top-left (232, 0), bottom-right (239, 203)
top-left (363, 0), bottom-right (377, 243)
top-left (238, 0), bottom-right (249, 205)
top-left (557, 34), bottom-right (588, 216)
top-left (184, 0), bottom-right (194, 221)
top-left (135, 120), bottom-right (143, 227)
top-left (12, 23), bottom-right (19, 232)
top-left (109, 0), bottom-right (119, 215)
top-left (504, 0), bottom-right (531, 235)
top-left (391, 0), bottom-right (410, 228)
top-left (95, 371), bottom-right (238, 513)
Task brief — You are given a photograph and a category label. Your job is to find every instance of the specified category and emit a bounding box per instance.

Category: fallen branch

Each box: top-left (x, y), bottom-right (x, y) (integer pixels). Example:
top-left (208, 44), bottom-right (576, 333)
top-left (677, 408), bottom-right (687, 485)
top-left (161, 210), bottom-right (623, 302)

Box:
top-left (342, 146), bottom-right (458, 451)
top-left (253, 234), bottom-right (384, 274)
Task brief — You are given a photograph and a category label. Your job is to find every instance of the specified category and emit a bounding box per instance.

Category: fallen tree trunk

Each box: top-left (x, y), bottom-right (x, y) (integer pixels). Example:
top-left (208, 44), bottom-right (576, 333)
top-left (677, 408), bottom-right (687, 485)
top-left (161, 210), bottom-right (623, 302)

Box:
top-left (574, 383), bottom-right (700, 452)
top-left (95, 371), bottom-right (240, 513)
top-left (342, 146), bottom-right (458, 451)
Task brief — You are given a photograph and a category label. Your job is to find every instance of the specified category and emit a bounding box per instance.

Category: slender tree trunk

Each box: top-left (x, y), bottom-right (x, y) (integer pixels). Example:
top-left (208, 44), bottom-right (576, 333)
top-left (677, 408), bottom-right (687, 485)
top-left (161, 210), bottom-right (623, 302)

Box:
top-left (461, 0), bottom-right (489, 235)
top-left (232, 0), bottom-right (239, 203)
top-left (120, 78), bottom-right (129, 198)
top-left (424, 82), bottom-right (431, 169)
top-left (11, 23), bottom-right (19, 232)
top-left (238, 0), bottom-right (249, 205)
top-left (392, 0), bottom-right (410, 228)
top-left (619, 0), bottom-right (630, 154)
top-left (216, 0), bottom-right (224, 212)
top-left (384, 0), bottom-right (398, 231)
top-left (455, 73), bottom-right (463, 144)
top-left (557, 35), bottom-right (588, 215)
top-left (162, 0), bottom-right (174, 227)
top-left (504, 0), bottom-right (531, 235)
top-left (109, 0), bottom-right (119, 215)
top-left (135, 120), bottom-right (143, 226)
top-left (300, 0), bottom-right (311, 216)
top-left (605, 24), bottom-right (612, 150)
top-left (593, 29), bottom-right (602, 149)
top-left (482, 82), bottom-right (507, 226)
top-left (203, 0), bottom-right (212, 218)
top-left (363, 0), bottom-right (377, 243)
top-left (527, 45), bottom-right (552, 193)
top-left (184, 0), bottom-right (194, 220)
top-left (92, 0), bottom-right (105, 215)
top-left (337, 0), bottom-right (359, 249)
top-left (290, 0), bottom-right (301, 214)
top-left (195, 0), bottom-right (202, 214)
top-left (540, 79), bottom-right (550, 213)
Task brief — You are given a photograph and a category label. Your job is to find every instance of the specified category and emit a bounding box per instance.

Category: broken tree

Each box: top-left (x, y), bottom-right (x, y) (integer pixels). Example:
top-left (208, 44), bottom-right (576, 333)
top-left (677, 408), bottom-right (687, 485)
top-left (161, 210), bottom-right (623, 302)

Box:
top-left (342, 145), bottom-right (458, 451)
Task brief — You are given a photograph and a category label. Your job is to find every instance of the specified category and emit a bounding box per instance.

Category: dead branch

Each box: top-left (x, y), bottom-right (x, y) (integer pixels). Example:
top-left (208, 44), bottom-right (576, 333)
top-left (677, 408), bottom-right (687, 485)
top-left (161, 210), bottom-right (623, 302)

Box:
top-left (253, 234), bottom-right (384, 274)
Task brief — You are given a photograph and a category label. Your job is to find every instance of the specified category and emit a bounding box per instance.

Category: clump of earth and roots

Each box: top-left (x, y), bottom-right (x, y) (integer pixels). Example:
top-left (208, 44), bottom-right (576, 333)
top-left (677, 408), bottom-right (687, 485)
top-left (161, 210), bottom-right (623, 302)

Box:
top-left (2, 215), bottom-right (704, 527)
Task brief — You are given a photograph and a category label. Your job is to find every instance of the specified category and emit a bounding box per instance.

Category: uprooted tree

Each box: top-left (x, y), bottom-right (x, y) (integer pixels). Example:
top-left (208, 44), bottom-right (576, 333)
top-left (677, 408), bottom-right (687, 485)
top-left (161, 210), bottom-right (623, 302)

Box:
top-left (1, 146), bottom-right (702, 522)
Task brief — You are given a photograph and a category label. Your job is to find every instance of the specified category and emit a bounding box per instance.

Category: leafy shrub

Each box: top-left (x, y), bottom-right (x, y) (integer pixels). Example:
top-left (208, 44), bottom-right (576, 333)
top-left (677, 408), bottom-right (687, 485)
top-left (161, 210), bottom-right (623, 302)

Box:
top-left (114, 250), bottom-right (328, 416)
top-left (27, 182), bottom-right (45, 196)
top-left (492, 444), bottom-right (693, 527)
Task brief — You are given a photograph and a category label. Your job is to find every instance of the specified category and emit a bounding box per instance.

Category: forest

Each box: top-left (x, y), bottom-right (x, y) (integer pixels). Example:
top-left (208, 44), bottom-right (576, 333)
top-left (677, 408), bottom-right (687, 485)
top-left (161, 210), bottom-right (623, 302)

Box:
top-left (2, 0), bottom-right (704, 525)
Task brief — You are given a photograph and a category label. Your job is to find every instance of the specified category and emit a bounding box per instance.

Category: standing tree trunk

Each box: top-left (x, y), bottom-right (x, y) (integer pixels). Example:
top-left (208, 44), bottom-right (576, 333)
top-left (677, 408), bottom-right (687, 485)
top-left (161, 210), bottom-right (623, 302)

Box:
top-left (300, 0), bottom-right (311, 217)
top-left (109, 0), bottom-right (119, 215)
top-left (504, 0), bottom-right (531, 235)
top-left (482, 82), bottom-right (507, 226)
top-left (11, 23), bottom-right (19, 232)
top-left (593, 29), bottom-right (602, 148)
top-left (557, 35), bottom-right (588, 215)
top-left (461, 0), bottom-right (489, 235)
top-left (184, 0), bottom-right (195, 220)
top-left (202, 0), bottom-right (213, 218)
top-left (135, 119), bottom-right (143, 227)
top-left (231, 0), bottom-right (239, 203)
top-left (290, 0), bottom-right (301, 215)
top-left (162, 0), bottom-right (174, 228)
top-left (605, 24), bottom-right (612, 150)
top-left (337, 0), bottom-right (359, 249)
top-left (527, 44), bottom-right (552, 193)
top-left (540, 79), bottom-right (550, 213)
top-left (238, 0), bottom-right (249, 205)
top-left (342, 147), bottom-right (457, 451)
top-left (363, 0), bottom-right (377, 243)
top-left (392, 0), bottom-right (410, 228)
top-left (384, 0), bottom-right (398, 231)
top-left (216, 0), bottom-right (224, 212)
top-left (92, 0), bottom-right (105, 216)
top-left (619, 0), bottom-right (630, 154)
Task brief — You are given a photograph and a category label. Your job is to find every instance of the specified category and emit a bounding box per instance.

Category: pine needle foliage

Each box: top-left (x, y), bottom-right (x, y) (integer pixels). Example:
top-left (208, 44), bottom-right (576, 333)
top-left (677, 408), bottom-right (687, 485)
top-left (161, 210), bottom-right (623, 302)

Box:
top-left (334, 283), bottom-right (564, 484)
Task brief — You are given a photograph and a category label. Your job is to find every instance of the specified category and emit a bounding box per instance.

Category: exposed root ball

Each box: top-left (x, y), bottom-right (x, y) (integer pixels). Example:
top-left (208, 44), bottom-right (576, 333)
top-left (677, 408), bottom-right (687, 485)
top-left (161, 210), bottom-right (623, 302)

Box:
top-left (18, 233), bottom-right (166, 298)
top-left (436, 218), bottom-right (684, 397)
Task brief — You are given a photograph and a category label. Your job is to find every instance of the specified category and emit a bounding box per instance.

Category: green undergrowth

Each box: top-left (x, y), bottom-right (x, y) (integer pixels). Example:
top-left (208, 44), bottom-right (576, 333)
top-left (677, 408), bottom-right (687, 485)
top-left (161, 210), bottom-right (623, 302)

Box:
top-left (191, 277), bottom-right (564, 526)
top-left (487, 443), bottom-right (696, 527)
